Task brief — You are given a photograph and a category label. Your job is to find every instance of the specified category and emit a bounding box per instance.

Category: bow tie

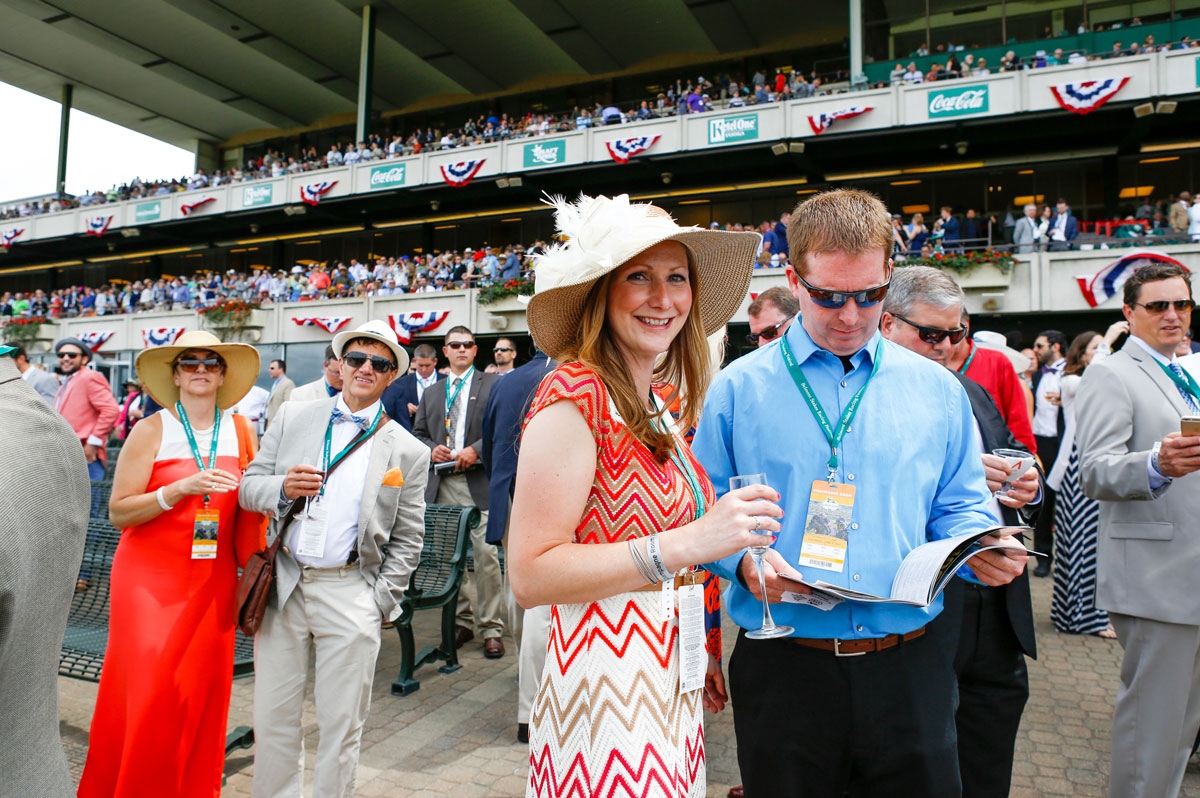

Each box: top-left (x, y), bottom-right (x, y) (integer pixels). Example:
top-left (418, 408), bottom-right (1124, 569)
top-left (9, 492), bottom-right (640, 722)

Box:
top-left (331, 408), bottom-right (370, 429)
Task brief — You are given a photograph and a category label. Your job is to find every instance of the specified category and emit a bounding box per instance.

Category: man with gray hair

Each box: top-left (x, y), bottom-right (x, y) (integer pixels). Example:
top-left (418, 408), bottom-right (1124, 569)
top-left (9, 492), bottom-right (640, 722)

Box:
top-left (1012, 203), bottom-right (1048, 254)
top-left (881, 265), bottom-right (1041, 798)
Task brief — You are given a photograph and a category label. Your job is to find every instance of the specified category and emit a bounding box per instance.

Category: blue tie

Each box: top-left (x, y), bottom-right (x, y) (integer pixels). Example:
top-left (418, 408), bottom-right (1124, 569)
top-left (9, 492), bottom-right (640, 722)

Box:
top-left (1168, 362), bottom-right (1200, 413)
top-left (330, 408), bottom-right (370, 429)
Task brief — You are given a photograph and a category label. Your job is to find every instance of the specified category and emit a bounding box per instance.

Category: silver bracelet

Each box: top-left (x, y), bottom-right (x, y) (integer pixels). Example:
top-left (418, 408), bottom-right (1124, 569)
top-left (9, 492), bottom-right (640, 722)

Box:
top-left (645, 533), bottom-right (673, 582)
top-left (156, 486), bottom-right (175, 512)
top-left (628, 538), bottom-right (657, 585)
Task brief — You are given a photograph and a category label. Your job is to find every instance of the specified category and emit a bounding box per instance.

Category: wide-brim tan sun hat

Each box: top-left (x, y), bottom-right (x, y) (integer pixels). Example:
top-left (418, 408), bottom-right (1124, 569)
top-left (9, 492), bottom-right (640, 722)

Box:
top-left (331, 319), bottom-right (411, 375)
top-left (526, 193), bottom-right (760, 360)
top-left (135, 330), bottom-right (261, 410)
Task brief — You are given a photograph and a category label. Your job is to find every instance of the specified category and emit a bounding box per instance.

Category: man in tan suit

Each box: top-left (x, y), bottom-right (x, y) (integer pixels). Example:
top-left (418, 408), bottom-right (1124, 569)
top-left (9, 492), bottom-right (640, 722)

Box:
top-left (240, 321), bottom-right (429, 798)
top-left (264, 358), bottom-right (295, 427)
top-left (0, 346), bottom-right (90, 797)
top-left (1169, 191), bottom-right (1191, 233)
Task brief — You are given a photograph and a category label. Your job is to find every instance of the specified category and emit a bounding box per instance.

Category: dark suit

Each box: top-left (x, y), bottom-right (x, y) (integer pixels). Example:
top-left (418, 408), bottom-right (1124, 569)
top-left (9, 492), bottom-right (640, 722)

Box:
top-left (381, 372), bottom-right (442, 433)
top-left (936, 372), bottom-right (1039, 798)
top-left (1047, 212), bottom-right (1078, 250)
top-left (941, 214), bottom-right (961, 247)
top-left (412, 369), bottom-right (498, 509)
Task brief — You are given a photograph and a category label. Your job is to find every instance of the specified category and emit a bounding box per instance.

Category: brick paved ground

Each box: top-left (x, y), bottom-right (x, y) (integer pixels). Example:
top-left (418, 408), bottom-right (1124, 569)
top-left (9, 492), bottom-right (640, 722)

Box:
top-left (59, 572), bottom-right (1200, 797)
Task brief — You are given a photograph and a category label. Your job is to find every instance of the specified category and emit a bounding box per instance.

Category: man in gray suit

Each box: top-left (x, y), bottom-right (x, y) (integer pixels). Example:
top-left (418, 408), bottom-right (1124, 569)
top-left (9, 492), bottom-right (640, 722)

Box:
top-left (0, 346), bottom-right (89, 797)
top-left (412, 325), bottom-right (503, 657)
top-left (4, 342), bottom-right (58, 404)
top-left (1076, 262), bottom-right (1200, 798)
top-left (240, 321), bottom-right (429, 798)
top-left (1012, 203), bottom-right (1048, 254)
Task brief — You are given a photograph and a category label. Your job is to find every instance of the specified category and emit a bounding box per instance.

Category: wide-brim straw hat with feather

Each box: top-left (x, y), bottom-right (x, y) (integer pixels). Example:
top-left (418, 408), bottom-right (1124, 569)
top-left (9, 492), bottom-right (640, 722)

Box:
top-left (136, 330), bottom-right (261, 410)
top-left (526, 193), bottom-right (761, 360)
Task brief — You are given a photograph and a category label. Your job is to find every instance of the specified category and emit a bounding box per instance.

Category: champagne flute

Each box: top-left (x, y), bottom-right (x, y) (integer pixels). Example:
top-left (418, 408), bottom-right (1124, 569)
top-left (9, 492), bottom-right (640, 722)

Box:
top-left (294, 455), bottom-right (316, 520)
top-left (730, 474), bottom-right (793, 640)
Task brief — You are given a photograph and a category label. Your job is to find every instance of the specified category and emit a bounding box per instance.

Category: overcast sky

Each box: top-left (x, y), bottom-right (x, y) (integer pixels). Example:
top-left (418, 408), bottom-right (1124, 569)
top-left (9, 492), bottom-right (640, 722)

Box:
top-left (0, 81), bottom-right (196, 205)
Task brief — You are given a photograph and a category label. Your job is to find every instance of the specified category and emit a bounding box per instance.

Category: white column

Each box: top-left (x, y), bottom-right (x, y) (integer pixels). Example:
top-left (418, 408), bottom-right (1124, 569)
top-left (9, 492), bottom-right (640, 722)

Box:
top-left (849, 0), bottom-right (864, 78)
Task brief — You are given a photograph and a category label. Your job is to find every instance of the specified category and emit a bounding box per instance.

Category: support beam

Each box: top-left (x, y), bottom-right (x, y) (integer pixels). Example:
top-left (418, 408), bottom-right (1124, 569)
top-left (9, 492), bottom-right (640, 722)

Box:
top-left (356, 5), bottom-right (376, 145)
top-left (849, 0), bottom-right (863, 79)
top-left (57, 84), bottom-right (72, 195)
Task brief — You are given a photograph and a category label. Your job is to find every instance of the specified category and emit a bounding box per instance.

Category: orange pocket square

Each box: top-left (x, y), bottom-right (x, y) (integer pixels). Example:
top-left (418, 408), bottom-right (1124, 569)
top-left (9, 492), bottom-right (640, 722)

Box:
top-left (382, 467), bottom-right (405, 487)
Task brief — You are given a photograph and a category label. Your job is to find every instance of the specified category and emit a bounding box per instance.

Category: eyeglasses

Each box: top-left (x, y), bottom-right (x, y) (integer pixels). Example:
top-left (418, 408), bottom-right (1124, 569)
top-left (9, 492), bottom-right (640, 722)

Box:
top-left (342, 352), bottom-right (397, 373)
top-left (892, 313), bottom-right (968, 345)
top-left (446, 341), bottom-right (476, 350)
top-left (493, 347), bottom-right (514, 353)
top-left (176, 357), bottom-right (226, 372)
top-left (58, 351), bottom-right (82, 359)
top-left (1130, 299), bottom-right (1195, 314)
top-left (745, 315), bottom-right (795, 345)
top-left (796, 271), bottom-right (891, 309)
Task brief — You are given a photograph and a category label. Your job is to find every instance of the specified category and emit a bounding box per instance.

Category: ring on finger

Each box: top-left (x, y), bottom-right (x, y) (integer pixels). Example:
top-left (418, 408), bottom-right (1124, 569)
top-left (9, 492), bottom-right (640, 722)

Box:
top-left (753, 516), bottom-right (761, 531)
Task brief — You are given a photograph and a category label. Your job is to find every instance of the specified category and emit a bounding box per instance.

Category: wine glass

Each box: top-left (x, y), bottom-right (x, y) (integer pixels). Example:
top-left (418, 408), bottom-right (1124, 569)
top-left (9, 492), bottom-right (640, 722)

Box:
top-left (730, 473), bottom-right (793, 640)
top-left (294, 455), bottom-right (317, 520)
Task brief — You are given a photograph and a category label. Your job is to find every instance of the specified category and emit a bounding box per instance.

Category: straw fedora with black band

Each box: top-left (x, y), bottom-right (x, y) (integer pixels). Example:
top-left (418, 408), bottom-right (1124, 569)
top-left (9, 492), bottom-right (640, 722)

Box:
top-left (526, 193), bottom-right (761, 360)
top-left (135, 330), bottom-right (260, 410)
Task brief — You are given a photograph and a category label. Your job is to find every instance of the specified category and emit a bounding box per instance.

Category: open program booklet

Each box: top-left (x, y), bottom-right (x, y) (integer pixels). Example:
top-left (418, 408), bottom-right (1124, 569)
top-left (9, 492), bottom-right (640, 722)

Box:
top-left (777, 526), bottom-right (1040, 608)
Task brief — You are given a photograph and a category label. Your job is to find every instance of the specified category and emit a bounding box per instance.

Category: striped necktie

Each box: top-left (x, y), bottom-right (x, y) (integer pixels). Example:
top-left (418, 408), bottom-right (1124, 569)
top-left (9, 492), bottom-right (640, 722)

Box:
top-left (1168, 362), bottom-right (1200, 413)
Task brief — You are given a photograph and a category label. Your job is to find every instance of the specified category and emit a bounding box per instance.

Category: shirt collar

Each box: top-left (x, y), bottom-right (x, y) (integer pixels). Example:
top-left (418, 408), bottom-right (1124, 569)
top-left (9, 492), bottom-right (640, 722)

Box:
top-left (1128, 334), bottom-right (1176, 366)
top-left (333, 394), bottom-right (381, 421)
top-left (786, 314), bottom-right (881, 371)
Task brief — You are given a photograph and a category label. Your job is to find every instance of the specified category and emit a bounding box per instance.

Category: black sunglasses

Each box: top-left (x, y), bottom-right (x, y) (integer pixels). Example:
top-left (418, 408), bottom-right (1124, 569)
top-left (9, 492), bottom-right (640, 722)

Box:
top-left (1131, 299), bottom-right (1194, 314)
top-left (796, 271), bottom-right (891, 309)
top-left (343, 352), bottom-right (397, 373)
top-left (446, 341), bottom-right (476, 350)
top-left (746, 315), bottom-right (795, 345)
top-left (892, 313), bottom-right (968, 345)
top-left (493, 346), bottom-right (514, 353)
top-left (176, 357), bottom-right (226, 373)
top-left (58, 351), bottom-right (82, 359)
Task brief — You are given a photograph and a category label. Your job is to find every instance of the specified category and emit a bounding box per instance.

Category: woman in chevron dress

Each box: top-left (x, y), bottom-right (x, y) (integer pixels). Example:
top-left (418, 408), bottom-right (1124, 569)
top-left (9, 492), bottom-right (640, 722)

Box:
top-left (509, 193), bottom-right (776, 798)
top-left (1049, 324), bottom-right (1125, 638)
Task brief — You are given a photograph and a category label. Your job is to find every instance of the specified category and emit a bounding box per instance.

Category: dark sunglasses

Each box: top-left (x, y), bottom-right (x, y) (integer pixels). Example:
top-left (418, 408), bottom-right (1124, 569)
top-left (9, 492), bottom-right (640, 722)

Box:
top-left (58, 351), bottom-right (82, 359)
top-left (493, 346), bottom-right (514, 353)
top-left (892, 313), bottom-right (968, 345)
top-left (796, 271), bottom-right (891, 309)
top-left (343, 352), bottom-right (397, 373)
top-left (746, 315), bottom-right (795, 345)
top-left (446, 341), bottom-right (476, 350)
top-left (1131, 299), bottom-right (1194, 314)
top-left (176, 357), bottom-right (226, 372)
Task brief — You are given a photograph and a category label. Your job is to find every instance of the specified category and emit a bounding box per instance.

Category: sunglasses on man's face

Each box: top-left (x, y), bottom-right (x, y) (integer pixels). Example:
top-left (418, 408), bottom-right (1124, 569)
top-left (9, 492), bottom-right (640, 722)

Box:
top-left (1130, 299), bottom-right (1195, 314)
top-left (493, 347), bottom-right (514, 353)
top-left (342, 352), bottom-right (397, 373)
top-left (446, 341), bottom-right (476, 350)
top-left (58, 351), bottom-right (82, 359)
top-left (746, 315), bottom-right (795, 345)
top-left (892, 313), bottom-right (968, 345)
top-left (176, 357), bottom-right (226, 373)
top-left (796, 271), bottom-right (891, 309)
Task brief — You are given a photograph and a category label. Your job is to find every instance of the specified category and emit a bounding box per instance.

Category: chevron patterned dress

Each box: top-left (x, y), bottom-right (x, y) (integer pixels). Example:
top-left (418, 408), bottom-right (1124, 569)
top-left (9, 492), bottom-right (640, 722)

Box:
top-left (1050, 442), bottom-right (1108, 635)
top-left (526, 363), bottom-right (717, 798)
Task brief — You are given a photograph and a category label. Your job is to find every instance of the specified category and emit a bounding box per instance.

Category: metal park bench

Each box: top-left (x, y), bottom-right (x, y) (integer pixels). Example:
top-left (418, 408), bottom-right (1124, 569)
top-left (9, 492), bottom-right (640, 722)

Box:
top-left (390, 504), bottom-right (479, 696)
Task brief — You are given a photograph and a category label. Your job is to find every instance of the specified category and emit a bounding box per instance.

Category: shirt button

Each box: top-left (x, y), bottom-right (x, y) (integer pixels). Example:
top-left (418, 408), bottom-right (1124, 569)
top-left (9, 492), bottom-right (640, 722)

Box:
top-left (840, 381), bottom-right (848, 387)
top-left (847, 474), bottom-right (855, 481)
top-left (856, 624), bottom-right (863, 632)
top-left (851, 523), bottom-right (859, 530)
top-left (853, 573), bottom-right (861, 581)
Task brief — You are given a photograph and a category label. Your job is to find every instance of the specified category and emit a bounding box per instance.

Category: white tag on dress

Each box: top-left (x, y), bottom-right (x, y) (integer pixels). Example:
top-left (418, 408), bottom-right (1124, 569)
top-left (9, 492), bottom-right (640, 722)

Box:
top-left (677, 583), bottom-right (706, 695)
top-left (296, 500), bottom-right (329, 558)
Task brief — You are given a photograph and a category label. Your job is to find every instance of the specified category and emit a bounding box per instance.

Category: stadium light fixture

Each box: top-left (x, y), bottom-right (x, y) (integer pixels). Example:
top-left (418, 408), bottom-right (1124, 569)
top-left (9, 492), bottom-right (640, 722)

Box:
top-left (1133, 103), bottom-right (1155, 118)
top-left (1156, 101), bottom-right (1177, 115)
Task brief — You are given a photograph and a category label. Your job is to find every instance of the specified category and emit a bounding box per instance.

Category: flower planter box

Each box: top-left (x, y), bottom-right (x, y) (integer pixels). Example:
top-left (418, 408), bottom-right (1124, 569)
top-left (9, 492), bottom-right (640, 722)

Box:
top-left (480, 296), bottom-right (530, 314)
top-left (947, 264), bottom-right (1014, 289)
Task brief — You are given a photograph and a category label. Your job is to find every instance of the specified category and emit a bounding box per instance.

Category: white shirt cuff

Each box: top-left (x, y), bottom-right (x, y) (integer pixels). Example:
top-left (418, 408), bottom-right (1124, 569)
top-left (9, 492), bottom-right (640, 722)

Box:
top-left (86, 435), bottom-right (106, 447)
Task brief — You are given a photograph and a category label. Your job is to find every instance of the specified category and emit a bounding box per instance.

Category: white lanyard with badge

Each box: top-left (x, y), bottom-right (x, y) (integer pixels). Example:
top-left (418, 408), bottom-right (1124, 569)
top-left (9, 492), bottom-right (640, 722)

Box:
top-left (779, 336), bottom-right (882, 574)
top-left (176, 402), bottom-right (221, 560)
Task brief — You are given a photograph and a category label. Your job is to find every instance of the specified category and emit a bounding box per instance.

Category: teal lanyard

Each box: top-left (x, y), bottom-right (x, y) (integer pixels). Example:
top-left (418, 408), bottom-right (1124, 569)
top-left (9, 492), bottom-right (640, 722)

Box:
top-left (957, 340), bottom-right (976, 375)
top-left (176, 402), bottom-right (220, 506)
top-left (779, 335), bottom-right (883, 480)
top-left (651, 399), bottom-right (707, 521)
top-left (443, 369), bottom-right (472, 445)
top-left (1156, 359), bottom-right (1200, 402)
top-left (320, 406), bottom-right (384, 496)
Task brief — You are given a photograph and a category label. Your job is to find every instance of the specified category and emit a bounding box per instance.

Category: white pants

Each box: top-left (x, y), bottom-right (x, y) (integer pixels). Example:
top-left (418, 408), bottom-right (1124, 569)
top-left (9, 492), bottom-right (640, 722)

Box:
top-left (252, 567), bottom-right (382, 798)
top-left (437, 474), bottom-right (502, 639)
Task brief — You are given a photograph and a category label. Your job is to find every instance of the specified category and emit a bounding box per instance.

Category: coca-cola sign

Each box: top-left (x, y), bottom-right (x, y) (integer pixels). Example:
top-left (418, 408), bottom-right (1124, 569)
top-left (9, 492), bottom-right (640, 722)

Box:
top-left (927, 86), bottom-right (990, 119)
top-left (368, 164), bottom-right (407, 190)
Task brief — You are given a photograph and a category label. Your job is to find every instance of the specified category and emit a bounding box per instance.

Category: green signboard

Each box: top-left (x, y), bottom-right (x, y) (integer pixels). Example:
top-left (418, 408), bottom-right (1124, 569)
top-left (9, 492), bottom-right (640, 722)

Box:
top-left (134, 201), bottom-right (162, 223)
top-left (708, 114), bottom-right (759, 144)
top-left (368, 164), bottom-right (407, 190)
top-left (927, 85), bottom-right (989, 118)
top-left (524, 140), bottom-right (566, 168)
top-left (242, 184), bottom-right (274, 207)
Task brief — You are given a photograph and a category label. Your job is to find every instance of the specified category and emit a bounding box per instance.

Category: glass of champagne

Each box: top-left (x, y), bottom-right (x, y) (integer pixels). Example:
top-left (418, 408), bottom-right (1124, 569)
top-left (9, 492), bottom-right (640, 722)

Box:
top-left (730, 473), bottom-right (793, 640)
top-left (294, 455), bottom-right (317, 520)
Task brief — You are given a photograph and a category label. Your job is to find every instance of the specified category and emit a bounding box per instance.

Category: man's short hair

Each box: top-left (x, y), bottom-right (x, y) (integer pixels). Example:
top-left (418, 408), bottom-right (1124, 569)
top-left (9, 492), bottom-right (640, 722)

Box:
top-left (413, 343), bottom-right (438, 360)
top-left (747, 286), bottom-right (800, 319)
top-left (270, 359), bottom-right (286, 372)
top-left (1037, 329), bottom-right (1068, 351)
top-left (1122, 262), bottom-right (1193, 306)
top-left (443, 325), bottom-right (474, 343)
top-left (786, 189), bottom-right (893, 277)
top-left (4, 342), bottom-right (26, 360)
top-left (882, 266), bottom-right (965, 318)
top-left (323, 345), bottom-right (338, 364)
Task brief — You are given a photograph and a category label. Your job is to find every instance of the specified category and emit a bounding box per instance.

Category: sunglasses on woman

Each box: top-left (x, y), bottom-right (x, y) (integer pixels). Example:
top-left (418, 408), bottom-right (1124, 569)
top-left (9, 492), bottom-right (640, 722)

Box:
top-left (745, 315), bottom-right (795, 345)
top-left (175, 357), bottom-right (226, 372)
top-left (342, 352), bottom-right (397, 373)
top-left (892, 313), bottom-right (968, 345)
top-left (1130, 299), bottom-right (1194, 314)
top-left (796, 272), bottom-right (891, 309)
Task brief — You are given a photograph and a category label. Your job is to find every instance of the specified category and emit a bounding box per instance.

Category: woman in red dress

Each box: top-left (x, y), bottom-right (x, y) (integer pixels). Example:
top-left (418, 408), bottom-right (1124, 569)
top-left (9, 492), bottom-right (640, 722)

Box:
top-left (78, 330), bottom-right (263, 798)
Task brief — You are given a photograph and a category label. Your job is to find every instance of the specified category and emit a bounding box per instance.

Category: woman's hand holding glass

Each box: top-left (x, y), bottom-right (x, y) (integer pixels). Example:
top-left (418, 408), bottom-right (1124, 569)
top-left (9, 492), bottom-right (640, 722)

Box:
top-left (688, 483), bottom-right (783, 566)
top-left (730, 474), bottom-right (794, 640)
top-left (177, 468), bottom-right (239, 497)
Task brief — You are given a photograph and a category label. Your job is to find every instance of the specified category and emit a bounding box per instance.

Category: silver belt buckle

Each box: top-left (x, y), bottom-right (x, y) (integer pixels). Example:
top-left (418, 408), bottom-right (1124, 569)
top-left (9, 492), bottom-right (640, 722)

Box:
top-left (833, 638), bottom-right (866, 657)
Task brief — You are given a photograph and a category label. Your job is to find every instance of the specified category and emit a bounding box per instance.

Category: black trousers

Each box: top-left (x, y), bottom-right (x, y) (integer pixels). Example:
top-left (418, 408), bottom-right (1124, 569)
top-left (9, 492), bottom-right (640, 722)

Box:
top-left (729, 627), bottom-right (961, 798)
top-left (935, 580), bottom-right (1029, 798)
top-left (1033, 434), bottom-right (1061, 560)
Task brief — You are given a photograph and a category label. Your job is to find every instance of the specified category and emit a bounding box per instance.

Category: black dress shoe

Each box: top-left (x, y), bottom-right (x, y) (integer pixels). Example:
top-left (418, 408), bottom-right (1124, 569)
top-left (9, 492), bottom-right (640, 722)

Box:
top-left (517, 723), bottom-right (529, 744)
top-left (1033, 561), bottom-right (1051, 578)
top-left (454, 625), bottom-right (475, 648)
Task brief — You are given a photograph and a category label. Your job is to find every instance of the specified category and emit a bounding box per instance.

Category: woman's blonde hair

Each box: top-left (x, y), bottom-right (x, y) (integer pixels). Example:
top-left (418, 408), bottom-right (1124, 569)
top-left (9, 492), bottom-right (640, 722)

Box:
top-left (563, 256), bottom-right (712, 463)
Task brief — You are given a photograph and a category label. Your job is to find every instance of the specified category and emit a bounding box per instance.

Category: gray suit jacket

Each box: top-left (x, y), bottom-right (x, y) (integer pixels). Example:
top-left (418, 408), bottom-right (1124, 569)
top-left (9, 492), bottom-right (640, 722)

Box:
top-left (411, 369), bottom-right (498, 508)
top-left (21, 366), bottom-right (59, 405)
top-left (1011, 215), bottom-right (1043, 254)
top-left (1076, 345), bottom-right (1200, 624)
top-left (265, 375), bottom-right (295, 425)
top-left (239, 397), bottom-right (430, 622)
top-left (0, 356), bottom-right (89, 797)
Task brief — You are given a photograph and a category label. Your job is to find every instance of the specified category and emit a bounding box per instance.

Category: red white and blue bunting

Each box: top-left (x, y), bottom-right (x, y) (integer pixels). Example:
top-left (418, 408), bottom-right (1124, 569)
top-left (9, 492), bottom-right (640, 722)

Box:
top-left (808, 106), bottom-right (873, 135)
top-left (300, 181), bottom-right (338, 206)
top-left (1, 229), bottom-right (24, 249)
top-left (291, 316), bottom-right (352, 334)
top-left (605, 135), bottom-right (661, 164)
top-left (388, 311), bottom-right (450, 345)
top-left (439, 160), bottom-right (485, 188)
top-left (180, 195), bottom-right (216, 216)
top-left (78, 331), bottom-right (114, 352)
top-left (1050, 77), bottom-right (1130, 115)
top-left (141, 326), bottom-right (187, 348)
top-left (85, 215), bottom-right (114, 237)
top-left (1075, 249), bottom-right (1187, 307)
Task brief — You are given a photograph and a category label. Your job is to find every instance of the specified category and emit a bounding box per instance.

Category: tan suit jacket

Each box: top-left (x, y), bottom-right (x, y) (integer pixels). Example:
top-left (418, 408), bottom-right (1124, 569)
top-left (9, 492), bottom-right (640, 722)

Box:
top-left (265, 375), bottom-right (295, 426)
top-left (289, 378), bottom-right (334, 403)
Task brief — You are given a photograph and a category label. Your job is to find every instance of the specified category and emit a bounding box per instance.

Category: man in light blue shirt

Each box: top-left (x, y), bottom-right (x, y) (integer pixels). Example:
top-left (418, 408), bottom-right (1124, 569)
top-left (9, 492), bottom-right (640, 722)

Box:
top-left (692, 189), bottom-right (1025, 797)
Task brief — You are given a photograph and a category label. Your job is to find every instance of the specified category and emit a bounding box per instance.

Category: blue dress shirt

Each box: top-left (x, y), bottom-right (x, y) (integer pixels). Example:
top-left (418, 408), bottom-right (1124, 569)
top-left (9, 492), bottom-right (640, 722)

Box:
top-left (692, 322), bottom-right (997, 639)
